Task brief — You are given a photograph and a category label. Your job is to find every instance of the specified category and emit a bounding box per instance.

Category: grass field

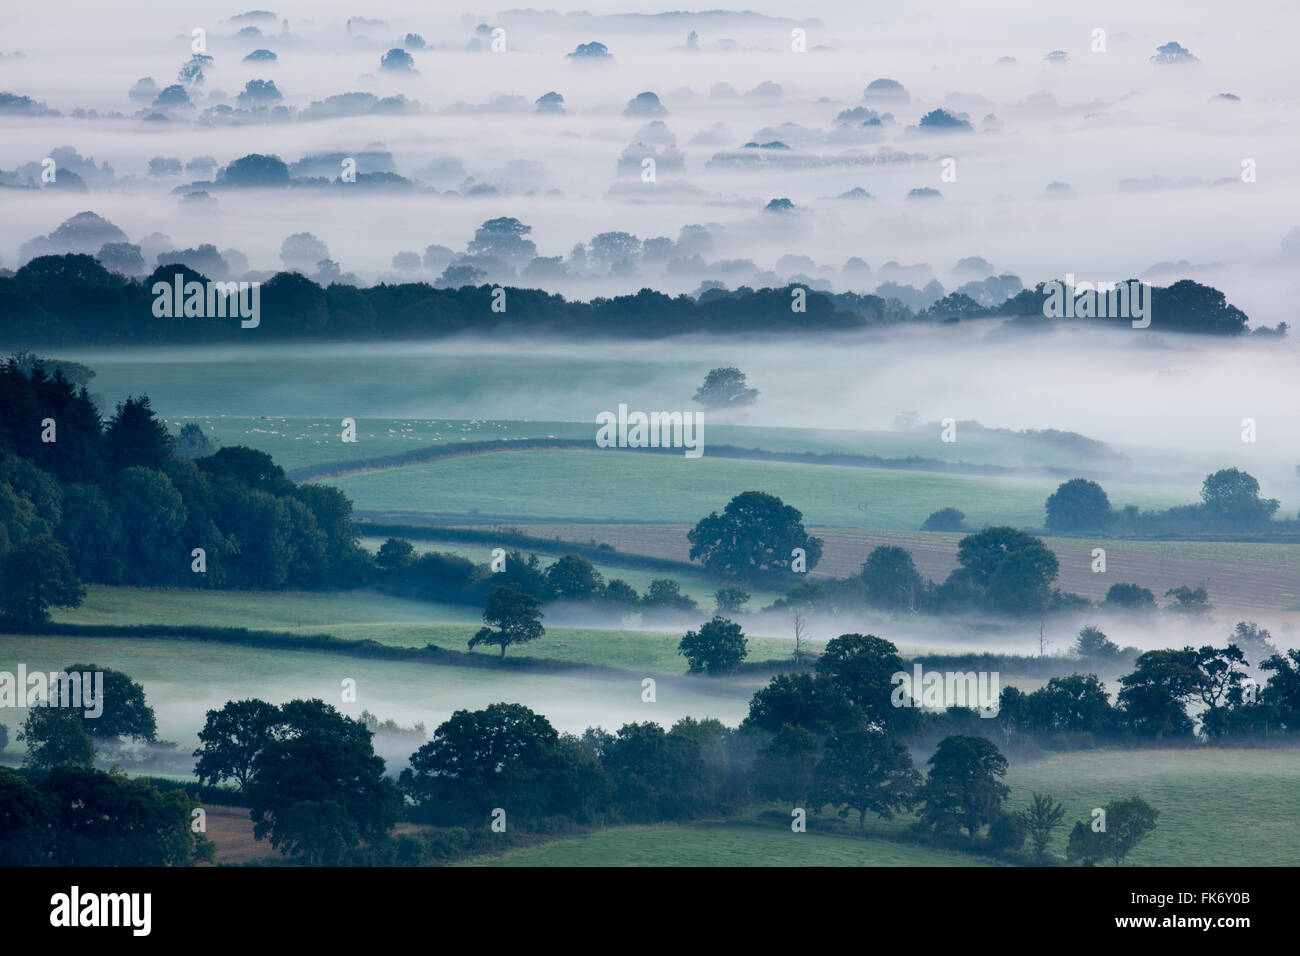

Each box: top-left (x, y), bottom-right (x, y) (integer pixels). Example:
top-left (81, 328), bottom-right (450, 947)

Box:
top-left (183, 415), bottom-right (1136, 474)
top-left (186, 417), bottom-right (597, 471)
top-left (460, 822), bottom-right (994, 867)
top-left (469, 747), bottom-right (1300, 867)
top-left (49, 584), bottom-right (480, 629)
top-left (67, 347), bottom-right (1162, 475)
top-left (1003, 749), bottom-right (1300, 867)
top-left (325, 449), bottom-right (1188, 529)
top-left (43, 584), bottom-right (1121, 679)
top-left (46, 586), bottom-right (821, 674)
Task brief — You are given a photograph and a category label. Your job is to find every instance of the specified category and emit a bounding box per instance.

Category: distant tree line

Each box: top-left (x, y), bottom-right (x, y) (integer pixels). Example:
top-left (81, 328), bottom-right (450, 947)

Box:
top-left (746, 519), bottom-right (1076, 617)
top-left (0, 254), bottom-right (1256, 348)
top-left (683, 490), bottom-right (1249, 618)
top-left (721, 486), bottom-right (1287, 619)
top-left (993, 623), bottom-right (1299, 746)
top-left (373, 540), bottom-right (699, 618)
top-left (1042, 472), bottom-right (1296, 535)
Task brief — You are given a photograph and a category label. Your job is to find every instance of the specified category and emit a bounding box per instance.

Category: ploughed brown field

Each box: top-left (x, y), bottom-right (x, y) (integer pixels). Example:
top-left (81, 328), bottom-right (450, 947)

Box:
top-left (201, 806), bottom-right (436, 866)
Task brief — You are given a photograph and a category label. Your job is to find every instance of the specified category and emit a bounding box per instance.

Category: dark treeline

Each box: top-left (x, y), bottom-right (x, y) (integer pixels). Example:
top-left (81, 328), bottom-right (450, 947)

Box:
top-left (753, 469), bottom-right (1294, 619)
top-left (372, 540), bottom-right (700, 616)
top-left (0, 359), bottom-right (369, 612)
top-left (0, 253), bottom-right (1258, 346)
top-left (11, 624), bottom-right (1297, 866)
top-left (686, 491), bottom-right (1094, 618)
top-left (1040, 474), bottom-right (1299, 538)
top-left (781, 534), bottom-right (1209, 619)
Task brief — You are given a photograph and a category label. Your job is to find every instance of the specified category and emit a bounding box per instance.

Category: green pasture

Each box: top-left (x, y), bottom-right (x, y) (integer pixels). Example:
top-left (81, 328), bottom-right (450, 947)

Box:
top-left (1002, 748), bottom-right (1300, 867)
top-left (462, 822), bottom-right (993, 867)
top-left (46, 586), bottom-right (817, 674)
top-left (326, 449), bottom-right (1185, 529)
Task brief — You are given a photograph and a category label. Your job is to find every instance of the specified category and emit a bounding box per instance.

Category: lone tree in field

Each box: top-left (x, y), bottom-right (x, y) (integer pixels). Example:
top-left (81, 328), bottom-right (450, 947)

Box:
top-left (19, 709), bottom-right (95, 773)
top-left (688, 491), bottom-right (823, 583)
top-left (545, 554), bottom-right (604, 601)
top-left (816, 633), bottom-right (908, 730)
top-left (922, 507), bottom-right (967, 531)
top-left (400, 703), bottom-right (587, 824)
top-left (1018, 791), bottom-right (1067, 862)
top-left (860, 545), bottom-right (924, 611)
top-left (946, 526), bottom-right (1059, 615)
top-left (469, 585), bottom-right (545, 658)
top-left (714, 586), bottom-right (750, 615)
top-left (1164, 585), bottom-right (1212, 615)
top-left (64, 663), bottom-right (157, 744)
top-left (919, 735), bottom-right (1010, 837)
top-left (1199, 467), bottom-right (1278, 527)
top-left (1104, 582), bottom-right (1156, 610)
top-left (679, 616), bottom-right (748, 674)
top-left (1074, 625), bottom-right (1122, 660)
top-left (193, 698), bottom-right (283, 791)
top-left (245, 699), bottom-right (401, 864)
top-left (1117, 648), bottom-right (1204, 739)
top-left (693, 367), bottom-right (758, 409)
top-left (379, 48), bottom-right (416, 72)
top-left (1066, 795), bottom-right (1158, 866)
top-left (1044, 478), bottom-right (1111, 533)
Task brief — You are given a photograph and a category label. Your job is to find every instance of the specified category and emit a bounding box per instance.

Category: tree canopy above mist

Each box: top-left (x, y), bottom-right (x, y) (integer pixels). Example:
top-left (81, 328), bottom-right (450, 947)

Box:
top-left (0, 253), bottom-right (1258, 347)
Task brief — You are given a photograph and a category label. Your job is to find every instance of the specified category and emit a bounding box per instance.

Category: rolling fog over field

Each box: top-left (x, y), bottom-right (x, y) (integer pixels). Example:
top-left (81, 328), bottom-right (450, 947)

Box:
top-left (4, 598), bottom-right (1292, 777)
top-left (63, 321), bottom-right (1300, 491)
top-left (0, 634), bottom-right (756, 769)
top-left (2, 1), bottom-right (1299, 324)
top-left (5, 2), bottom-right (1300, 877)
top-left (540, 598), bottom-right (1300, 658)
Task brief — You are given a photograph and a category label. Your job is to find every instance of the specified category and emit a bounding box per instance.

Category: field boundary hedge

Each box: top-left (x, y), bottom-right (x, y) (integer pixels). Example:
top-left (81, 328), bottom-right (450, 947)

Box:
top-left (287, 439), bottom-right (1045, 483)
top-left (354, 521), bottom-right (702, 575)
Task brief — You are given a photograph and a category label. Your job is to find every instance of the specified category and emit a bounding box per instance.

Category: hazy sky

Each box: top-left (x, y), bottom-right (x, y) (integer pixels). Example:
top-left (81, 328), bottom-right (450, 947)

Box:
top-left (2, 1), bottom-right (1298, 324)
